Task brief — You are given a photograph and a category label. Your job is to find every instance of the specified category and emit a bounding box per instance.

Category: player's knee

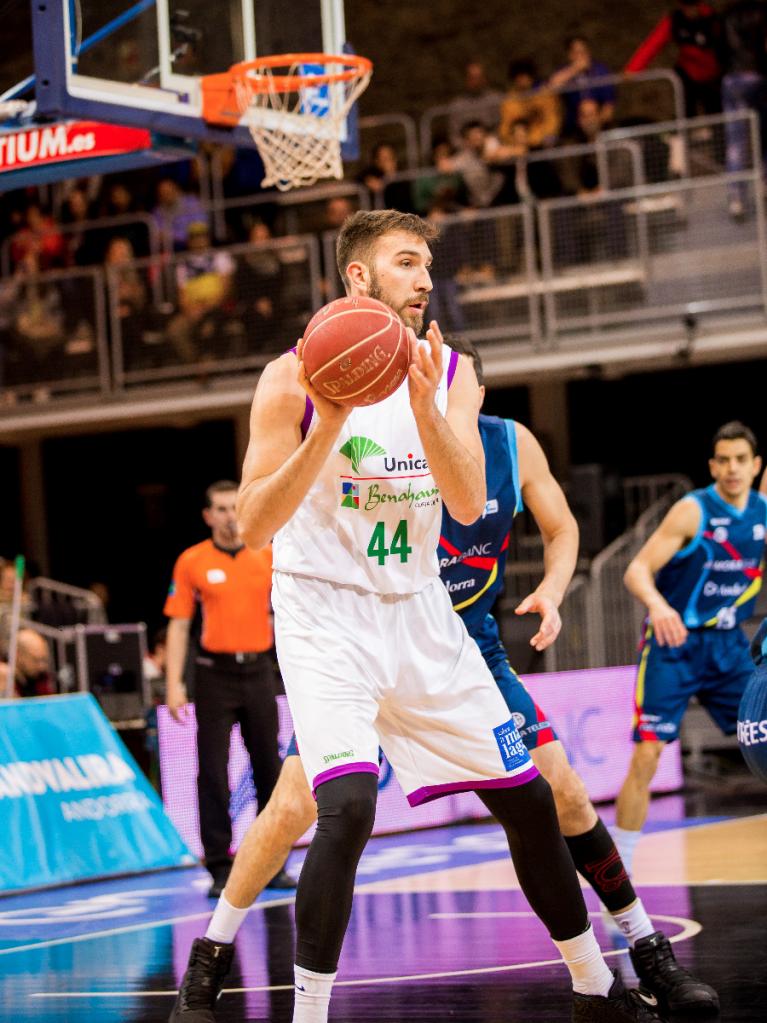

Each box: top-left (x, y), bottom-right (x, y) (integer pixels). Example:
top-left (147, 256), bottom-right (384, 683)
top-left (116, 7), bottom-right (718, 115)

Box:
top-left (316, 772), bottom-right (377, 840)
top-left (550, 765), bottom-right (592, 829)
top-left (273, 779), bottom-right (317, 837)
top-left (630, 741), bottom-right (664, 783)
top-left (481, 771), bottom-right (557, 829)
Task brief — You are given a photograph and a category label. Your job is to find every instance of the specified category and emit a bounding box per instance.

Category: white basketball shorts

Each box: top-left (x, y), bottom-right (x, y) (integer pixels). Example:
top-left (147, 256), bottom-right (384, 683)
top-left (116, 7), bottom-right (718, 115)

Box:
top-left (271, 571), bottom-right (538, 804)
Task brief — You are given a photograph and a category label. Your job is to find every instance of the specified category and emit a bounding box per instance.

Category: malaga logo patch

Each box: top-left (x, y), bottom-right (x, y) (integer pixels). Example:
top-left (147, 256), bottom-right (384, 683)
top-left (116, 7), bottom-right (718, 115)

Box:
top-left (341, 481), bottom-right (360, 509)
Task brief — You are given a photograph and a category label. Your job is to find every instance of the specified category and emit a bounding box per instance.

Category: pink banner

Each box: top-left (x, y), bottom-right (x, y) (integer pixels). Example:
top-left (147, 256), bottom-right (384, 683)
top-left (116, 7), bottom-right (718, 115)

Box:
top-left (158, 665), bottom-right (682, 858)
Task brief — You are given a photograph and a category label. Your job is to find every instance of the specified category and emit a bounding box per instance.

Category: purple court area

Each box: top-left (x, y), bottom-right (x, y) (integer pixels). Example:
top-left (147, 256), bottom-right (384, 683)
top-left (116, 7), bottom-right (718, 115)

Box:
top-left (2, 797), bottom-right (765, 1022)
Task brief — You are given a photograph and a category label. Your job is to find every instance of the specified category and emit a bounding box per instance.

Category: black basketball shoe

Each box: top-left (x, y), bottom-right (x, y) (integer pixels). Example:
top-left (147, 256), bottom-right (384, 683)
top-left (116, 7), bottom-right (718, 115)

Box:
top-left (168, 937), bottom-right (234, 1022)
top-left (572, 971), bottom-right (664, 1022)
top-left (630, 931), bottom-right (719, 1013)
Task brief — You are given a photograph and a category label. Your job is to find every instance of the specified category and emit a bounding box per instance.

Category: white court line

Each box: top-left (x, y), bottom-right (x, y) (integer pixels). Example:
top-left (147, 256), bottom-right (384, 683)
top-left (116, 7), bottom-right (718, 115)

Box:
top-left (0, 895), bottom-right (296, 958)
top-left (29, 913), bottom-right (702, 999)
top-left (4, 814), bottom-right (758, 960)
top-left (428, 911), bottom-right (701, 941)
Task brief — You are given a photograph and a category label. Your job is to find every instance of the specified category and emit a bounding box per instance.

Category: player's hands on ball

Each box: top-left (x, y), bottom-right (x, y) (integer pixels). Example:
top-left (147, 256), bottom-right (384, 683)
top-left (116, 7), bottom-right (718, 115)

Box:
top-left (515, 592), bottom-right (562, 651)
top-left (296, 337), bottom-right (352, 430)
top-left (408, 320), bottom-right (443, 418)
top-left (649, 601), bottom-right (688, 647)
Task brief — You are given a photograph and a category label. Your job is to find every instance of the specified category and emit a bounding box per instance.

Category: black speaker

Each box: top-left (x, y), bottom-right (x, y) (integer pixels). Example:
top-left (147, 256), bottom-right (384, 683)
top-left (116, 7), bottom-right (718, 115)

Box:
top-left (74, 624), bottom-right (149, 723)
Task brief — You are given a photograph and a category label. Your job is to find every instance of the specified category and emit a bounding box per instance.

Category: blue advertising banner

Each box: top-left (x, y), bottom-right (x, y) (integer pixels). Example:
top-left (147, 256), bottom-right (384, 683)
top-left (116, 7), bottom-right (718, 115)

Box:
top-left (0, 694), bottom-right (195, 893)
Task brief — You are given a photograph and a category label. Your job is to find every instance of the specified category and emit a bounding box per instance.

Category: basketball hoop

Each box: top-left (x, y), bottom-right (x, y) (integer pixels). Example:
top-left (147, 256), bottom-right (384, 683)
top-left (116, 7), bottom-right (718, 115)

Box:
top-left (201, 53), bottom-right (372, 191)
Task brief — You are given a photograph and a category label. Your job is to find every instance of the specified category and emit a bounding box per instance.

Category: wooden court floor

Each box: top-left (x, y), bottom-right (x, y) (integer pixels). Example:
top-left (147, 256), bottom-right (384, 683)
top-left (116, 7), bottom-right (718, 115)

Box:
top-left (1, 794), bottom-right (765, 1023)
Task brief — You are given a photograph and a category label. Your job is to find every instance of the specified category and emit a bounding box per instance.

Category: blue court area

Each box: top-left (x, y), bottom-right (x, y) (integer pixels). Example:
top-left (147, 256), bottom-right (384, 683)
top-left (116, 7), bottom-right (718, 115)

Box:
top-left (2, 798), bottom-right (766, 1023)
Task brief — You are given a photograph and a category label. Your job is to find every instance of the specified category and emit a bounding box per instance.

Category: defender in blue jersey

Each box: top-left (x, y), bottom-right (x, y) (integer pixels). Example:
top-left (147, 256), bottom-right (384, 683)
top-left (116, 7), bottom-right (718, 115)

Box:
top-left (439, 412), bottom-right (562, 753)
top-left (614, 421), bottom-right (766, 877)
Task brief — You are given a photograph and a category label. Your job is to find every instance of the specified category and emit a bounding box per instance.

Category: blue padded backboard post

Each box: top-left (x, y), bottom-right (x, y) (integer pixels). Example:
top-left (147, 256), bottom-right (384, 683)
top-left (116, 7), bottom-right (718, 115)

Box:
top-left (31, 0), bottom-right (70, 118)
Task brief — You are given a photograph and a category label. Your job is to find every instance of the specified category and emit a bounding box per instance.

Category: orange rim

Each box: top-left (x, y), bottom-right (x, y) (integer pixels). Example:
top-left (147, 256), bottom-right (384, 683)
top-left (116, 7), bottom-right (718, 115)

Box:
top-left (230, 53), bottom-right (372, 94)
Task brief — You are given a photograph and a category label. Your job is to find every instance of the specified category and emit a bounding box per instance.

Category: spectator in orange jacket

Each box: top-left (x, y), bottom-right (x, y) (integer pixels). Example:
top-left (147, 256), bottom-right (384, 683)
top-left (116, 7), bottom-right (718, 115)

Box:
top-left (625, 1), bottom-right (723, 117)
top-left (499, 58), bottom-right (562, 150)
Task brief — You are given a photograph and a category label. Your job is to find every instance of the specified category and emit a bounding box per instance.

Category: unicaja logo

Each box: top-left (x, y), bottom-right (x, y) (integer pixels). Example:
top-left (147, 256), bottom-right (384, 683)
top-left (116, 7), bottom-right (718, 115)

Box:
top-left (383, 453), bottom-right (429, 472)
top-left (339, 436), bottom-right (386, 475)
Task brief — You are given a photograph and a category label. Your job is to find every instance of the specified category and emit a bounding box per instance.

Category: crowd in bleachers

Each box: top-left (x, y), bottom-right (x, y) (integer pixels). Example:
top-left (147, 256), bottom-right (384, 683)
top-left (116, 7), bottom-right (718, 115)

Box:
top-left (1, 3), bottom-right (767, 396)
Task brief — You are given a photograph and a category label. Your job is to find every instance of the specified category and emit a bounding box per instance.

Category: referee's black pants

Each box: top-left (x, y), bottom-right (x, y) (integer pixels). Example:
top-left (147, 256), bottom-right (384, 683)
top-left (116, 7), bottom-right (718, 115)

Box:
top-left (194, 652), bottom-right (282, 872)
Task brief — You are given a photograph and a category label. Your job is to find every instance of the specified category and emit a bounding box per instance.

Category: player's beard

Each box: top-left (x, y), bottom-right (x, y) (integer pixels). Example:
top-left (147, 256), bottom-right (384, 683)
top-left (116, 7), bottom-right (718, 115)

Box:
top-left (368, 269), bottom-right (426, 333)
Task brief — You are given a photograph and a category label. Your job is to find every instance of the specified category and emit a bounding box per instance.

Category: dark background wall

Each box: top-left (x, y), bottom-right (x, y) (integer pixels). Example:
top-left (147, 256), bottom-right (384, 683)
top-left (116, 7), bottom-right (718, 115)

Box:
top-left (0, 445), bottom-right (22, 556)
top-left (347, 0), bottom-right (676, 117)
top-left (38, 420), bottom-right (237, 628)
top-left (567, 358), bottom-right (767, 483)
top-left (2, 0), bottom-right (679, 117)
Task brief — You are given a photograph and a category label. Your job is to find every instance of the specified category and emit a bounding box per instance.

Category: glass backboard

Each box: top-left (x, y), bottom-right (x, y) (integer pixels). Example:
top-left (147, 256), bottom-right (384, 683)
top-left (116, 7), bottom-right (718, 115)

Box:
top-left (32, 0), bottom-right (348, 147)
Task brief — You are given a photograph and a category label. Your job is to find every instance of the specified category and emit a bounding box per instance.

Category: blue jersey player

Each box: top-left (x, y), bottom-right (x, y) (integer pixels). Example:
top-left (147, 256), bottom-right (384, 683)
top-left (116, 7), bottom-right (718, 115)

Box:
top-left (614, 421), bottom-right (766, 876)
top-left (170, 339), bottom-right (716, 1021)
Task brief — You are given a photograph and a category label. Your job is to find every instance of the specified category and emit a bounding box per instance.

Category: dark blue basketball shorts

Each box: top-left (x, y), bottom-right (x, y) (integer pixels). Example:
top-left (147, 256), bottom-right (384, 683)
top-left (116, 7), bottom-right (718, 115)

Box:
top-left (470, 613), bottom-right (558, 752)
top-left (633, 625), bottom-right (754, 743)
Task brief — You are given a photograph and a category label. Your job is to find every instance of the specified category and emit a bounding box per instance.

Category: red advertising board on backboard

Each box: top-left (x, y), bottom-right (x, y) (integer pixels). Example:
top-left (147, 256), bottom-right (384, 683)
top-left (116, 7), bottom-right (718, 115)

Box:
top-left (0, 121), bottom-right (152, 175)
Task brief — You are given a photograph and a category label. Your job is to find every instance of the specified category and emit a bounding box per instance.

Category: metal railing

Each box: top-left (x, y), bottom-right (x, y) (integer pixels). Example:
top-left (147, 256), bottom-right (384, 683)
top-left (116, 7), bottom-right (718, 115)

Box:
top-left (373, 137), bottom-right (646, 213)
top-left (544, 575), bottom-right (592, 673)
top-left (0, 212), bottom-right (163, 277)
top-left (622, 474), bottom-right (693, 528)
top-left (209, 178), bottom-right (371, 242)
top-left (601, 109), bottom-right (760, 185)
top-left (27, 577), bottom-right (107, 627)
top-left (358, 113), bottom-right (420, 170)
top-left (436, 204), bottom-right (541, 344)
top-left (12, 617), bottom-right (78, 696)
top-left (2, 110), bottom-right (766, 407)
top-left (586, 476), bottom-right (692, 668)
top-left (491, 473), bottom-right (693, 673)
top-left (109, 234), bottom-right (323, 388)
top-left (0, 264), bottom-right (110, 400)
top-left (420, 69), bottom-right (686, 159)
top-left (537, 168), bottom-right (767, 340)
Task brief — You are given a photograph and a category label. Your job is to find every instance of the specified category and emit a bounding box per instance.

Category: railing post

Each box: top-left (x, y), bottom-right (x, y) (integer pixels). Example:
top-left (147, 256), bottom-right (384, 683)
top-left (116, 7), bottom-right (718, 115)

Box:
top-left (537, 200), bottom-right (557, 346)
top-left (93, 267), bottom-right (110, 396)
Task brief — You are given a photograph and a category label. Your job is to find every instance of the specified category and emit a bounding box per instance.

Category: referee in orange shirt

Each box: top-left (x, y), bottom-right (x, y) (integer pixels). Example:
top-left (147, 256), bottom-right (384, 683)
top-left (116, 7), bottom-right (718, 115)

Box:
top-left (164, 479), bottom-right (295, 897)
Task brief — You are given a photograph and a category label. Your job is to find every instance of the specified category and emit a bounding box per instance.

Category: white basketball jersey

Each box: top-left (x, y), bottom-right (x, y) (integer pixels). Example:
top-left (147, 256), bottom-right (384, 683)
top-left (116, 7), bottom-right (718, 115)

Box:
top-left (273, 345), bottom-right (459, 595)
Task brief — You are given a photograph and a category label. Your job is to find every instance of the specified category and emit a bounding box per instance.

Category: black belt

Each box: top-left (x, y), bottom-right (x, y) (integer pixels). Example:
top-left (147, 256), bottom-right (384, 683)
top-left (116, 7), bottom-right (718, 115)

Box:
top-left (197, 649), bottom-right (262, 667)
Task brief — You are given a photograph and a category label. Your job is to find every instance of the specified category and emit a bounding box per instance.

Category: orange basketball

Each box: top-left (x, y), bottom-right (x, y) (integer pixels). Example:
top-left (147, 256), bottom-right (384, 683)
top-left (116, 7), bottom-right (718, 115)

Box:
top-left (301, 296), bottom-right (411, 407)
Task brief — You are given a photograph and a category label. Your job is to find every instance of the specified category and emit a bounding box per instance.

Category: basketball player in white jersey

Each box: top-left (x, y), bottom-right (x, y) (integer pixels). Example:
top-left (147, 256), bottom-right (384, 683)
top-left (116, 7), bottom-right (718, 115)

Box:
top-left (169, 211), bottom-right (660, 1023)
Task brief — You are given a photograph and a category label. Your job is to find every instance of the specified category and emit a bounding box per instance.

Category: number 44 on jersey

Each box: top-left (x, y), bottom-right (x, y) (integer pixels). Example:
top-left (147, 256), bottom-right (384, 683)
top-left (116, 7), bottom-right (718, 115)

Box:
top-left (367, 520), bottom-right (412, 565)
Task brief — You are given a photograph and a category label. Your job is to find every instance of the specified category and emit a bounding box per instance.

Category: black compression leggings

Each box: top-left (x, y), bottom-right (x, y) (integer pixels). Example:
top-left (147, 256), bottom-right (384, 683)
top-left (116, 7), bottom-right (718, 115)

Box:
top-left (295, 773), bottom-right (378, 973)
top-left (294, 772), bottom-right (588, 974)
top-left (479, 774), bottom-right (589, 941)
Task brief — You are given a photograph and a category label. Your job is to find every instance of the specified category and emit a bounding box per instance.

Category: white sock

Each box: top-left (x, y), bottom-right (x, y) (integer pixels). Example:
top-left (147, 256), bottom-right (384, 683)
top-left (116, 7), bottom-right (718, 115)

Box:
top-left (293, 964), bottom-right (337, 1023)
top-left (553, 924), bottom-right (614, 997)
top-left (612, 898), bottom-right (655, 946)
top-left (612, 826), bottom-right (641, 875)
top-left (205, 892), bottom-right (250, 944)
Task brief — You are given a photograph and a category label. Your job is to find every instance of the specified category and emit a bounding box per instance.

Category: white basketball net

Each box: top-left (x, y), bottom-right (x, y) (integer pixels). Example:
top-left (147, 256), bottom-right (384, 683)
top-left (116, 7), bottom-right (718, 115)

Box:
top-left (234, 59), bottom-right (371, 192)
